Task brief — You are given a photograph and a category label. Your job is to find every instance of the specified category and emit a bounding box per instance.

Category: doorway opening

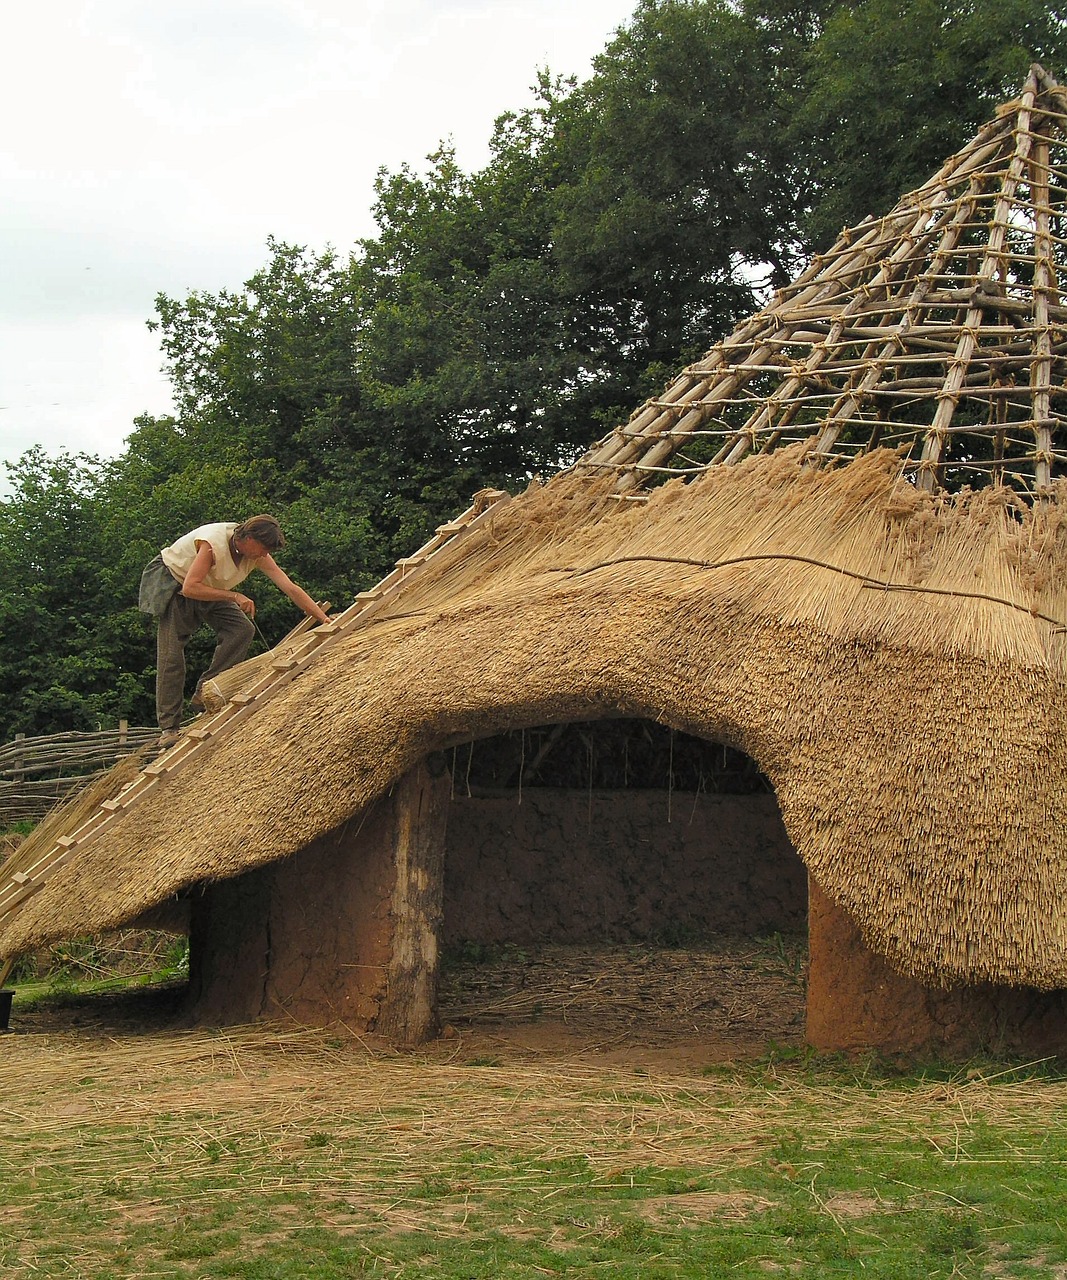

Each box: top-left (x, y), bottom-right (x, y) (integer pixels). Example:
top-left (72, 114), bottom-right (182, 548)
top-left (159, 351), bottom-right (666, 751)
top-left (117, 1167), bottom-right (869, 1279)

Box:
top-left (438, 719), bottom-right (808, 1060)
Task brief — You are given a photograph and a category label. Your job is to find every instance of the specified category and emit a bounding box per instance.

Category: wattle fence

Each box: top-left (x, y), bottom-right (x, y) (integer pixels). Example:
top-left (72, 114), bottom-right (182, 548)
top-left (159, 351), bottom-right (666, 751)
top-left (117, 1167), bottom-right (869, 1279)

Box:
top-left (0, 724), bottom-right (157, 826)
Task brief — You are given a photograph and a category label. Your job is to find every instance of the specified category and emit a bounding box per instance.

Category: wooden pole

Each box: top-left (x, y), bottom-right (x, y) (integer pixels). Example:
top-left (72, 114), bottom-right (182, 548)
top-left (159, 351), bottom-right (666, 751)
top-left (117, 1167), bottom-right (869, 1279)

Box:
top-left (917, 75), bottom-right (1039, 490)
top-left (375, 753), bottom-right (451, 1045)
top-left (1031, 129), bottom-right (1054, 493)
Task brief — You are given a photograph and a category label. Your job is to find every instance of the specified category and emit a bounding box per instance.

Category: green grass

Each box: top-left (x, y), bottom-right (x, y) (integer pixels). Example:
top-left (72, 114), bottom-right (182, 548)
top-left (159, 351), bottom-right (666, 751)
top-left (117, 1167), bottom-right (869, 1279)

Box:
top-left (3, 1001), bottom-right (1067, 1279)
top-left (9, 935), bottom-right (189, 1004)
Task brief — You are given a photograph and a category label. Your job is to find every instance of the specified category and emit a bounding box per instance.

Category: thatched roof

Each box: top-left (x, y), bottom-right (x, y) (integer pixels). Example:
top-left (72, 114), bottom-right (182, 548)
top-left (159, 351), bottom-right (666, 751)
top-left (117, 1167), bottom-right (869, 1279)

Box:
top-left (5, 65), bottom-right (1067, 989)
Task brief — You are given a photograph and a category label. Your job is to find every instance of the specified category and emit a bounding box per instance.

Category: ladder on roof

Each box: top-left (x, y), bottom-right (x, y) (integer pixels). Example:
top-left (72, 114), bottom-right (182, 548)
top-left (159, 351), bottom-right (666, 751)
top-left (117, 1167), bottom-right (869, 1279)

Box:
top-left (0, 489), bottom-right (511, 952)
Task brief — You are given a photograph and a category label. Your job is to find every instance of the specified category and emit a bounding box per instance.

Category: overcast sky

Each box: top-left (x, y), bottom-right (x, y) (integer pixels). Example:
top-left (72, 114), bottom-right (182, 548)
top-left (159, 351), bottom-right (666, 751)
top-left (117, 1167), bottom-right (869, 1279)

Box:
top-left (0, 0), bottom-right (637, 479)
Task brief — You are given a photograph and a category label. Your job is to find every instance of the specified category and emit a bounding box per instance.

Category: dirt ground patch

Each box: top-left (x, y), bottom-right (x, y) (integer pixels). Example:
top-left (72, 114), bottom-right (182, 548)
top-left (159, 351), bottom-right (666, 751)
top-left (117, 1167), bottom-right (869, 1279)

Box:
top-left (436, 936), bottom-right (807, 1068)
top-left (10, 934), bottom-right (807, 1070)
top-left (637, 1190), bottom-right (777, 1223)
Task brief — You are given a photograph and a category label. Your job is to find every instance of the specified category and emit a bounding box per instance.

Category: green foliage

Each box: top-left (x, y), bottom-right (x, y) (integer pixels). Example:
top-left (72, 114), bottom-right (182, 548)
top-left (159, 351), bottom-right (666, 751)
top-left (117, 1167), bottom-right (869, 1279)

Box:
top-left (358, 127), bottom-right (607, 482)
top-left (0, 447), bottom-right (156, 734)
top-left (151, 240), bottom-right (363, 490)
top-left (146, 240), bottom-right (404, 635)
top-left (11, 932), bottom-right (190, 1007)
top-left (554, 0), bottom-right (800, 323)
top-left (793, 0), bottom-right (1067, 248)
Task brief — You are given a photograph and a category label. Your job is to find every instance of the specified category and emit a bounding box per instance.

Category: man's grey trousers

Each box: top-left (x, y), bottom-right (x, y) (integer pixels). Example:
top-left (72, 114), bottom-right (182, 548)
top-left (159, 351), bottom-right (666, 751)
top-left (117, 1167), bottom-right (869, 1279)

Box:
top-left (156, 593), bottom-right (254, 730)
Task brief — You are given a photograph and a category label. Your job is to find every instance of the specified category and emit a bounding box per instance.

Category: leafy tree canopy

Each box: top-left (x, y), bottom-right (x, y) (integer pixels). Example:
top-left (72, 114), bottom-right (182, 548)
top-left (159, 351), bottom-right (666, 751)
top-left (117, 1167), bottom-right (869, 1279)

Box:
top-left (795, 0), bottom-right (1067, 247)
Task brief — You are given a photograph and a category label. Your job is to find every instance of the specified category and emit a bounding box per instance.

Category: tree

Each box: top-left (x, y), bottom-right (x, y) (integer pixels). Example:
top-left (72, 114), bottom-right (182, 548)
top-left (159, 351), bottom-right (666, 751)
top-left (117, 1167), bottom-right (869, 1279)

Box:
top-left (151, 238), bottom-right (364, 494)
top-left (551, 0), bottom-right (806, 345)
top-left (355, 139), bottom-right (590, 489)
top-left (793, 0), bottom-right (1067, 249)
top-left (148, 241), bottom-right (392, 625)
top-left (0, 449), bottom-right (150, 736)
top-left (353, 15), bottom-right (786, 489)
top-left (3, 0), bottom-right (1062, 738)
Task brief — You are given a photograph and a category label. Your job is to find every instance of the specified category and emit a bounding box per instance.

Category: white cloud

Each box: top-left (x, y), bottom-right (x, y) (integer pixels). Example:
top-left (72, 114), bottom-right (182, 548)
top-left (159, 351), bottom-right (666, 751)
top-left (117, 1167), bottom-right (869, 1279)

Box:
top-left (0, 0), bottom-right (636, 474)
top-left (0, 315), bottom-right (174, 469)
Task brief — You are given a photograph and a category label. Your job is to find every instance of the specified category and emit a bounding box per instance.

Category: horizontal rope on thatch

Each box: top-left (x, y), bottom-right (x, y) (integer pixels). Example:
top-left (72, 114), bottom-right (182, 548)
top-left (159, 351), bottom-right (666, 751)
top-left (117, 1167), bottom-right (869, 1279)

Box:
top-left (556, 552), bottom-right (1067, 630)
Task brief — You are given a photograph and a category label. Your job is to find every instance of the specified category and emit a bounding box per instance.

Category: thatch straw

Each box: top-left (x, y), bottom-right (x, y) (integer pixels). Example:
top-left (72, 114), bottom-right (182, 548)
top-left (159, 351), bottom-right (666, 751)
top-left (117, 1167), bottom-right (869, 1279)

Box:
top-left (3, 446), bottom-right (1067, 990)
top-left (0, 753), bottom-right (147, 892)
top-left (6, 1015), bottom-right (1067, 1215)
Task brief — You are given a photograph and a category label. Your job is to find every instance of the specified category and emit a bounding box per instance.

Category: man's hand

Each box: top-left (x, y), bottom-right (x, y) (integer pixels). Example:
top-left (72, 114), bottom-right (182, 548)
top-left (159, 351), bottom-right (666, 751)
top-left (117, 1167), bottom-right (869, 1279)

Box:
top-left (234, 593), bottom-right (255, 617)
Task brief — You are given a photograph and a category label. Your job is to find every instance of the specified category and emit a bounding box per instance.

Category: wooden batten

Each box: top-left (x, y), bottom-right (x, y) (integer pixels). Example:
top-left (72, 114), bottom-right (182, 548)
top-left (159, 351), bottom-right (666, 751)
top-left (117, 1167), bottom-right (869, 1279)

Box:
top-left (572, 66), bottom-right (1067, 499)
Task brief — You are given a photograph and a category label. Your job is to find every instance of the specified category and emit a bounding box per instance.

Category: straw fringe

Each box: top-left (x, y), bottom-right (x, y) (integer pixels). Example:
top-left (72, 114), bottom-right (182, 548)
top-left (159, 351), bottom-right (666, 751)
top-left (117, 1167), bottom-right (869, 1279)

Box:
top-left (4, 445), bottom-right (1067, 990)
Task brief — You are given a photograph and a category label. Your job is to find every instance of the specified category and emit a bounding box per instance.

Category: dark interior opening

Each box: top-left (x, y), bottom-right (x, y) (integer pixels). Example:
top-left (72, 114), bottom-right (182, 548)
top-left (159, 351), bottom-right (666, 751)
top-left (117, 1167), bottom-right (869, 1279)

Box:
top-left (438, 718), bottom-right (808, 1054)
top-left (448, 718), bottom-right (771, 796)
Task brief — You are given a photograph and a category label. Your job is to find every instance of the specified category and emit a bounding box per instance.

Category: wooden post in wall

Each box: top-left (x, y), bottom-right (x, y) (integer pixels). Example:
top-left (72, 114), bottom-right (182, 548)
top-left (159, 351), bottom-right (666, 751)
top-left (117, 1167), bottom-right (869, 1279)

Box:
top-left (375, 752), bottom-right (451, 1045)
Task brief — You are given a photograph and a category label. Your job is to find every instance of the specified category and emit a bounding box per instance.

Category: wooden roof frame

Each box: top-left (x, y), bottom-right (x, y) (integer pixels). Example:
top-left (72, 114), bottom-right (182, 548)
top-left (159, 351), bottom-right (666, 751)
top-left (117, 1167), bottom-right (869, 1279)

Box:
top-left (580, 64), bottom-right (1067, 500)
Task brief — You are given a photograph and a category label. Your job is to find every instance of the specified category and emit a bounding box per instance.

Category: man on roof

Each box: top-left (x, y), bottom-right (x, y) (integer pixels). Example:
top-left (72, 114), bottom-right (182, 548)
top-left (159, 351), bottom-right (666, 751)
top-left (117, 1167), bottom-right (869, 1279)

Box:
top-left (138, 515), bottom-right (330, 751)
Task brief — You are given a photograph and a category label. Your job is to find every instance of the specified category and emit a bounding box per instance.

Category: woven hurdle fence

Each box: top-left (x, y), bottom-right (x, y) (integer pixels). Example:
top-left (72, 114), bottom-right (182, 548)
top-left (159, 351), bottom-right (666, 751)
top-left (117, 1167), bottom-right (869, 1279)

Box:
top-left (0, 725), bottom-right (157, 827)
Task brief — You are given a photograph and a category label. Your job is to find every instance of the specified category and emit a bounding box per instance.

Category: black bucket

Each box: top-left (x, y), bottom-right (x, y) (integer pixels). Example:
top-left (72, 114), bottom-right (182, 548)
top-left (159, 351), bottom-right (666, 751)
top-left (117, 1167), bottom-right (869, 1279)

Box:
top-left (0, 990), bottom-right (13, 1031)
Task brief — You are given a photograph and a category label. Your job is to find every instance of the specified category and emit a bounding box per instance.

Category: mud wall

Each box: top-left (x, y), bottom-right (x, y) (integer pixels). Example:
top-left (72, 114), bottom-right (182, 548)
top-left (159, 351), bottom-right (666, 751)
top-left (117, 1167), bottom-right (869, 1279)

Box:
top-left (185, 773), bottom-right (1067, 1059)
top-left (187, 796), bottom-right (396, 1027)
top-left (443, 788), bottom-right (806, 944)
top-left (187, 782), bottom-right (804, 1030)
top-left (807, 881), bottom-right (1067, 1057)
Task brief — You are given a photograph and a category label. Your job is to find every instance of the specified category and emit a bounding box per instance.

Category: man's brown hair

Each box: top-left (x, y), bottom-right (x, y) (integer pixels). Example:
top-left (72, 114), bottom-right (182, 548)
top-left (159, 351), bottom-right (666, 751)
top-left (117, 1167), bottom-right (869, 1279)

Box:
top-left (235, 515), bottom-right (286, 552)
